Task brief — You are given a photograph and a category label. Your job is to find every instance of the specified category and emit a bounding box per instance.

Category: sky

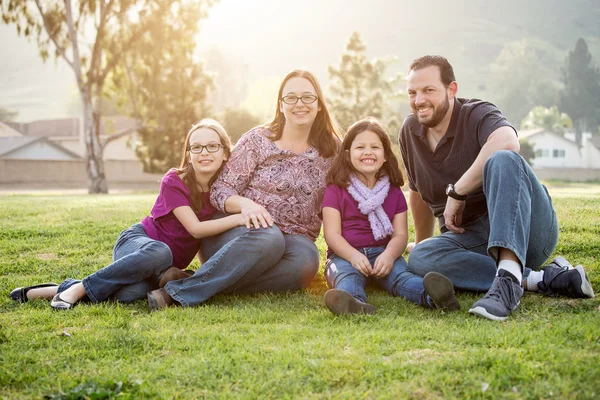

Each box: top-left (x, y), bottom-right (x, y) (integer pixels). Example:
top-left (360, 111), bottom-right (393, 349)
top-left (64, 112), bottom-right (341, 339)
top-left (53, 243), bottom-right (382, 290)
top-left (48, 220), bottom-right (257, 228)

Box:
top-left (1, 0), bottom-right (598, 123)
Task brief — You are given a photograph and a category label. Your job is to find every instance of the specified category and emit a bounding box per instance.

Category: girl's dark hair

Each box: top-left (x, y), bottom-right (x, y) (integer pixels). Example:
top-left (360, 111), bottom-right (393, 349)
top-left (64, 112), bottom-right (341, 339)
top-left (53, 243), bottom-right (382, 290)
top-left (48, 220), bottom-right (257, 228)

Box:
top-left (326, 117), bottom-right (404, 188)
top-left (175, 119), bottom-right (232, 214)
top-left (263, 69), bottom-right (343, 158)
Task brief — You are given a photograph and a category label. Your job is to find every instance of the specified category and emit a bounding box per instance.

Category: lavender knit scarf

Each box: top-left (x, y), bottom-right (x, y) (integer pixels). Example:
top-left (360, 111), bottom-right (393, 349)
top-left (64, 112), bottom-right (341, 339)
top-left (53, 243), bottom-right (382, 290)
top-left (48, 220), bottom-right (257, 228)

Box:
top-left (347, 174), bottom-right (394, 240)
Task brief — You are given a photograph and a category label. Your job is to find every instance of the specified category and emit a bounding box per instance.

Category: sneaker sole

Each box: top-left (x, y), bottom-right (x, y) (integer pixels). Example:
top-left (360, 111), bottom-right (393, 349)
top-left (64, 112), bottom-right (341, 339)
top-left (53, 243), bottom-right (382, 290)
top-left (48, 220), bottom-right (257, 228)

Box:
top-left (468, 306), bottom-right (509, 321)
top-left (423, 272), bottom-right (460, 311)
top-left (323, 289), bottom-right (376, 315)
top-left (575, 265), bottom-right (595, 298)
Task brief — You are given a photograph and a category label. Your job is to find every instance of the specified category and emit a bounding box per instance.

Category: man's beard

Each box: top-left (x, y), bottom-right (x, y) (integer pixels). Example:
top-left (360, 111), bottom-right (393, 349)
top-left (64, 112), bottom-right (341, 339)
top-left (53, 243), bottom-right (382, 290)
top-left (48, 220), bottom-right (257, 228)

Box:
top-left (416, 95), bottom-right (450, 128)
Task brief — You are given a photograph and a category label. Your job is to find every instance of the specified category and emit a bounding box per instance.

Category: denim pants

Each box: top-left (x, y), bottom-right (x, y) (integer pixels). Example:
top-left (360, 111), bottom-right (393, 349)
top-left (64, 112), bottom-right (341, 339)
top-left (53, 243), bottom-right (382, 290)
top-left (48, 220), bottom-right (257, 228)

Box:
top-left (57, 223), bottom-right (173, 302)
top-left (408, 151), bottom-right (558, 292)
top-left (325, 247), bottom-right (435, 309)
top-left (164, 223), bottom-right (320, 307)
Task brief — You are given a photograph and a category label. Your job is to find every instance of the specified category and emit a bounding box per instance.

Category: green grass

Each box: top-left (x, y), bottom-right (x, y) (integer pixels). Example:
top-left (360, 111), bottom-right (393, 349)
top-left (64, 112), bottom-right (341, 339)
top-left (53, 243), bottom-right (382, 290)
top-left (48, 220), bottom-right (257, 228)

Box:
top-left (0, 187), bottom-right (599, 399)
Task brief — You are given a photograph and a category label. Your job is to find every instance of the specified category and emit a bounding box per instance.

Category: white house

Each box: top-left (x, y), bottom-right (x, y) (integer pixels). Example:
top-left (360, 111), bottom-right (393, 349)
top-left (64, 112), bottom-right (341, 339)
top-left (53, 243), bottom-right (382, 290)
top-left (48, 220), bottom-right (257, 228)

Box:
top-left (581, 136), bottom-right (600, 169)
top-left (519, 129), bottom-right (581, 168)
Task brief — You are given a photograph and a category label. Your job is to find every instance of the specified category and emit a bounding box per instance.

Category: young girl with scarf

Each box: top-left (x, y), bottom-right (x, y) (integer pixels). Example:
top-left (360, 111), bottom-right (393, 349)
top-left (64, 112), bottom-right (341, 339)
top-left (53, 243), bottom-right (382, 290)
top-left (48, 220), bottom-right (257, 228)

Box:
top-left (321, 117), bottom-right (460, 315)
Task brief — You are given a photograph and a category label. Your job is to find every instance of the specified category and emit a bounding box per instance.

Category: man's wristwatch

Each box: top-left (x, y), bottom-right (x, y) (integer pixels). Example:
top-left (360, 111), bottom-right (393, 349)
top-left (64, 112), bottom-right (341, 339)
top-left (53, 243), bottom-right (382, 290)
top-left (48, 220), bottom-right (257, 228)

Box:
top-left (446, 184), bottom-right (467, 201)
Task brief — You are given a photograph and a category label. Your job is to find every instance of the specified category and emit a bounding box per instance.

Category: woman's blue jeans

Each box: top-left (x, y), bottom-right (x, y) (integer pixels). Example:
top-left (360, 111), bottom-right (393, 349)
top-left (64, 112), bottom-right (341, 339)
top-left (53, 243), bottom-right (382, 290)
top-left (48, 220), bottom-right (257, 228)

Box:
top-left (57, 223), bottom-right (173, 302)
top-left (325, 247), bottom-right (435, 309)
top-left (408, 151), bottom-right (558, 292)
top-left (164, 223), bottom-right (320, 307)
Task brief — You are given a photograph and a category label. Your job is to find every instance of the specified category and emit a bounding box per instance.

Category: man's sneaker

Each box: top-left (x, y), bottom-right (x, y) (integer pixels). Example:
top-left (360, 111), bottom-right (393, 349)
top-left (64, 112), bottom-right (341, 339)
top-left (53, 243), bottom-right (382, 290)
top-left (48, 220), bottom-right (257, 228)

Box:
top-left (323, 289), bottom-right (376, 315)
top-left (469, 270), bottom-right (524, 321)
top-left (538, 256), bottom-right (595, 298)
top-left (423, 272), bottom-right (460, 310)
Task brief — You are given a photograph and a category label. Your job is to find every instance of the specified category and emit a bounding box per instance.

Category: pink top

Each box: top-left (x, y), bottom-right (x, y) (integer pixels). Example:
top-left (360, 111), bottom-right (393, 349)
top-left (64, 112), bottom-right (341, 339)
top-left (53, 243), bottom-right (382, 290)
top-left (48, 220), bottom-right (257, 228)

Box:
top-left (210, 127), bottom-right (335, 240)
top-left (322, 184), bottom-right (407, 254)
top-left (142, 169), bottom-right (217, 269)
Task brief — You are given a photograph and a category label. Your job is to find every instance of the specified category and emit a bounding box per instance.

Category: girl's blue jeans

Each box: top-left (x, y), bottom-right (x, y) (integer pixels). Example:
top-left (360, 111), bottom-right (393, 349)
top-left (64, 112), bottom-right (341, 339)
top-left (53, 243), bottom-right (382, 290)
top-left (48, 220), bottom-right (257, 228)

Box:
top-left (57, 223), bottom-right (173, 302)
top-left (325, 247), bottom-right (435, 308)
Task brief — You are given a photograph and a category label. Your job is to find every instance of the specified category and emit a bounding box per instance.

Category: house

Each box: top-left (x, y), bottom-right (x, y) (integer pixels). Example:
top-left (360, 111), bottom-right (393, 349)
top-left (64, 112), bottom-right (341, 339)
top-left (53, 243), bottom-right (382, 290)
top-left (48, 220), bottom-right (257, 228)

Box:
top-left (582, 136), bottom-right (600, 169)
top-left (519, 129), bottom-right (582, 168)
top-left (0, 121), bottom-right (24, 137)
top-left (2, 116), bottom-right (140, 160)
top-left (0, 136), bottom-right (81, 160)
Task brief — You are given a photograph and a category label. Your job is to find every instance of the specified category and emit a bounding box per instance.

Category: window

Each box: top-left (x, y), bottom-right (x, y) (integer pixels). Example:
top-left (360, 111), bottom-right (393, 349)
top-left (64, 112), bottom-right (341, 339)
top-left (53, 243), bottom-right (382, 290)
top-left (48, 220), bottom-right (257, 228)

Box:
top-left (553, 149), bottom-right (565, 158)
top-left (535, 149), bottom-right (549, 157)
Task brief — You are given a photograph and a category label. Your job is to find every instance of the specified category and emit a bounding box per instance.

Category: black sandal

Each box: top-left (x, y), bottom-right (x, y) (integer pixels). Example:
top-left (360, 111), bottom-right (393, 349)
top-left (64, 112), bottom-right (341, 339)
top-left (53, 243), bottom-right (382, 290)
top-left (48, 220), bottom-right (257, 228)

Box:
top-left (10, 283), bottom-right (58, 303)
top-left (50, 293), bottom-right (76, 310)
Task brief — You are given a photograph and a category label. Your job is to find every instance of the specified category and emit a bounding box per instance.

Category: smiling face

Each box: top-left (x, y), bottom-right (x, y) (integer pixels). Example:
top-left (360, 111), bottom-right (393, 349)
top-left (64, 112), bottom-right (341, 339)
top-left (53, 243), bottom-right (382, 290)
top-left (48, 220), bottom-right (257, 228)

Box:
top-left (188, 127), bottom-right (227, 179)
top-left (407, 65), bottom-right (455, 128)
top-left (349, 130), bottom-right (386, 182)
top-left (279, 76), bottom-right (321, 129)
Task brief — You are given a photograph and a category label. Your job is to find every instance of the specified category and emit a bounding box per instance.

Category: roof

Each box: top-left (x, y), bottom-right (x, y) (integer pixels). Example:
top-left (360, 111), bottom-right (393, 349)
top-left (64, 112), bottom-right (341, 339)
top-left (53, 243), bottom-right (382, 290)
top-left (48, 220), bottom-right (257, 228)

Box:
top-left (518, 128), bottom-right (578, 146)
top-left (0, 136), bottom-right (81, 158)
top-left (5, 116), bottom-right (139, 138)
top-left (589, 136), bottom-right (600, 150)
top-left (0, 121), bottom-right (23, 136)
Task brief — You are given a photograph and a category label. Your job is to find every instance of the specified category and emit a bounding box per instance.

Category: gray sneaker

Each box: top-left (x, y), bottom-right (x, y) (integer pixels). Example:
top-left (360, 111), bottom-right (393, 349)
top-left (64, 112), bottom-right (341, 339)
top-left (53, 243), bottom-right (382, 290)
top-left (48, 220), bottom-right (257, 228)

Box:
top-left (538, 256), bottom-right (595, 298)
top-left (469, 270), bottom-right (524, 321)
top-left (323, 289), bottom-right (376, 315)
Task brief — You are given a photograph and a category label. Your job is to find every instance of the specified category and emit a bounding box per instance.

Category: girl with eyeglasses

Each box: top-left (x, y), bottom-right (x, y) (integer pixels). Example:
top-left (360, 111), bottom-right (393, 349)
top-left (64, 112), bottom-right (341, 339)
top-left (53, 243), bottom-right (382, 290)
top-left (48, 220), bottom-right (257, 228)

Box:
top-left (147, 69), bottom-right (343, 310)
top-left (10, 119), bottom-right (245, 309)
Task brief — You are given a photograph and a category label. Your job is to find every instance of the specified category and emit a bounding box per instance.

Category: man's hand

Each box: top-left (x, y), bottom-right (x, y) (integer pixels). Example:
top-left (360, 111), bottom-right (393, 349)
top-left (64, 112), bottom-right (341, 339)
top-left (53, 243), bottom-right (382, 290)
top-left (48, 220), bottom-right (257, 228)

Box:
top-left (443, 197), bottom-right (466, 233)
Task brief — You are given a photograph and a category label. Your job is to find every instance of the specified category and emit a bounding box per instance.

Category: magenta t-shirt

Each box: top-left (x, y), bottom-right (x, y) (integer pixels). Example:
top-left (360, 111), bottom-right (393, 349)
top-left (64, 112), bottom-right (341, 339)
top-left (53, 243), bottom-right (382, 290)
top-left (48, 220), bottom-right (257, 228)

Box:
top-left (141, 169), bottom-right (217, 269)
top-left (322, 183), bottom-right (408, 253)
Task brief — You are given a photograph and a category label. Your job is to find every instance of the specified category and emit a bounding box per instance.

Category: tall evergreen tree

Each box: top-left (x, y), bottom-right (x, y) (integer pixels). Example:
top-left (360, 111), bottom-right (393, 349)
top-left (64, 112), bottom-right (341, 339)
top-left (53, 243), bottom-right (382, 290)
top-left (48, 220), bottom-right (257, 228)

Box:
top-left (327, 32), bottom-right (401, 134)
top-left (559, 38), bottom-right (600, 145)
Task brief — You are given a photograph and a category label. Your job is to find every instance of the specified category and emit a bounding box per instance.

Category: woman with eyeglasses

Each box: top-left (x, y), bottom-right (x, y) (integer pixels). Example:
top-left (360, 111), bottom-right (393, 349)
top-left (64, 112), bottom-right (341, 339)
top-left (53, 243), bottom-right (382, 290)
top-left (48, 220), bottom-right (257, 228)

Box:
top-left (148, 69), bottom-right (343, 310)
top-left (11, 119), bottom-right (245, 309)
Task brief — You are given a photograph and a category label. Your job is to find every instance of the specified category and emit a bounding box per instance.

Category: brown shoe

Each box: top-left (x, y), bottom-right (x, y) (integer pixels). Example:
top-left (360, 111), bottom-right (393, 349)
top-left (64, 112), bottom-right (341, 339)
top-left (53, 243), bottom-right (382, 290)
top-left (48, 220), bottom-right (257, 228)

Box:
top-left (147, 288), bottom-right (176, 311)
top-left (158, 267), bottom-right (193, 288)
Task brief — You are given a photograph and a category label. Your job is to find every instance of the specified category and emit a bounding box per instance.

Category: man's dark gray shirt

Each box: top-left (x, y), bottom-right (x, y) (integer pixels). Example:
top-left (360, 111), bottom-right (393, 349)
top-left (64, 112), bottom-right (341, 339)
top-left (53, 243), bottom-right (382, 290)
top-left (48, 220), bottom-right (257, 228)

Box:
top-left (399, 98), bottom-right (516, 232)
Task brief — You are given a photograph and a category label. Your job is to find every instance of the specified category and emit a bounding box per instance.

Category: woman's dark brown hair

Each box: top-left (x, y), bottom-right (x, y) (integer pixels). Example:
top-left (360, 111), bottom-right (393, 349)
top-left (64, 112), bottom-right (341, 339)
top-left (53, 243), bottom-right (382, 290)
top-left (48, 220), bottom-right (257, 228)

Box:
top-left (263, 69), bottom-right (343, 158)
top-left (326, 117), bottom-right (404, 188)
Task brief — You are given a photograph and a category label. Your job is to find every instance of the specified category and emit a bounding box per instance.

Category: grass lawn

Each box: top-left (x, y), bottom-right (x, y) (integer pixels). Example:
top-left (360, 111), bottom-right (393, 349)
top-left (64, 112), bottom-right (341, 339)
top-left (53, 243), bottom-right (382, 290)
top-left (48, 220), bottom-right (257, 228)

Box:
top-left (1, 185), bottom-right (599, 399)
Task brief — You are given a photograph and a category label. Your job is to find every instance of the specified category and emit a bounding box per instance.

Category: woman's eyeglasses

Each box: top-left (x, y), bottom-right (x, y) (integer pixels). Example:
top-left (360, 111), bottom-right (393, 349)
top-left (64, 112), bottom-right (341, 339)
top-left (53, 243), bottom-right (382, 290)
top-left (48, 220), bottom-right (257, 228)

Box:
top-left (189, 144), bottom-right (223, 154)
top-left (281, 95), bottom-right (318, 105)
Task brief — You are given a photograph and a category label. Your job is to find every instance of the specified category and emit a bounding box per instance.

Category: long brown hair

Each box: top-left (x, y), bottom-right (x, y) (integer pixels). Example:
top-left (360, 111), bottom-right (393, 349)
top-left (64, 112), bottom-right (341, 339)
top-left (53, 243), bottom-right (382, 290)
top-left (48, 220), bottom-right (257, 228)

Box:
top-left (326, 117), bottom-right (404, 188)
top-left (263, 69), bottom-right (343, 158)
top-left (175, 119), bottom-right (232, 214)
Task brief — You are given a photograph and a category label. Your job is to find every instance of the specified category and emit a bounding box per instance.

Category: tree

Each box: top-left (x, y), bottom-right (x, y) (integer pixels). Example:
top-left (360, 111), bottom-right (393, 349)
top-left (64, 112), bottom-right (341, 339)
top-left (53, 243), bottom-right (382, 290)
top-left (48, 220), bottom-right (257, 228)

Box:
top-left (328, 32), bottom-right (402, 133)
top-left (218, 107), bottom-right (260, 144)
top-left (110, 4), bottom-right (213, 173)
top-left (0, 107), bottom-right (18, 122)
top-left (520, 106), bottom-right (573, 135)
top-left (488, 40), bottom-right (559, 126)
top-left (1, 0), bottom-right (214, 193)
top-left (559, 38), bottom-right (600, 145)
top-left (519, 139), bottom-right (536, 167)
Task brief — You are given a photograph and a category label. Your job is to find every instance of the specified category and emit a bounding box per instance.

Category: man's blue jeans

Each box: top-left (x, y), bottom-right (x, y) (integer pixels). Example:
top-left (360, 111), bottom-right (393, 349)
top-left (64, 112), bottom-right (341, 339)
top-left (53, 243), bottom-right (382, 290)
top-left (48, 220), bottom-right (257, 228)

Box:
top-left (325, 247), bottom-right (435, 308)
top-left (57, 223), bottom-right (174, 302)
top-left (408, 151), bottom-right (559, 292)
top-left (164, 224), bottom-right (320, 307)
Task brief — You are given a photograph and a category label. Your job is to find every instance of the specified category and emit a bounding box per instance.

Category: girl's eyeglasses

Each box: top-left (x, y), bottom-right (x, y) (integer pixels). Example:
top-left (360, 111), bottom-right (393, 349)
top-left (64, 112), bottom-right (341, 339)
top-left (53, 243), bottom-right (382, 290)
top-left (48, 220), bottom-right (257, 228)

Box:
top-left (189, 144), bottom-right (223, 154)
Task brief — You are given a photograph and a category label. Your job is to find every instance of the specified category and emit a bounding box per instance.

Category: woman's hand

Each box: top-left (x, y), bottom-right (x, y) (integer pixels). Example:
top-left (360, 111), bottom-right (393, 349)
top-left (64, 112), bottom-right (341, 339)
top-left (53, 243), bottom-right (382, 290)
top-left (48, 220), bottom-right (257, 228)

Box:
top-left (350, 251), bottom-right (372, 277)
top-left (240, 199), bottom-right (274, 229)
top-left (373, 251), bottom-right (395, 278)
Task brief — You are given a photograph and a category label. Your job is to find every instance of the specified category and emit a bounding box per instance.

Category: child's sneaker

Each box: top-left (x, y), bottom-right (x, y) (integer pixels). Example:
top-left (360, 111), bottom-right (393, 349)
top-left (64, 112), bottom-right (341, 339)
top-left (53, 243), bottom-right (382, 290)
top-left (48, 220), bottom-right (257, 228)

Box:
top-left (538, 257), bottom-right (595, 298)
top-left (323, 289), bottom-right (376, 315)
top-left (423, 272), bottom-right (460, 310)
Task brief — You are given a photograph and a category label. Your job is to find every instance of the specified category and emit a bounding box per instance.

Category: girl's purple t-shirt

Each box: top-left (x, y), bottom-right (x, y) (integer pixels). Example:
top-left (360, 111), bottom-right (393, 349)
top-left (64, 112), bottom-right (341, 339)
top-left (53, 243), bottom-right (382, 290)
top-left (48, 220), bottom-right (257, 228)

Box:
top-left (141, 169), bottom-right (217, 269)
top-left (322, 183), bottom-right (408, 252)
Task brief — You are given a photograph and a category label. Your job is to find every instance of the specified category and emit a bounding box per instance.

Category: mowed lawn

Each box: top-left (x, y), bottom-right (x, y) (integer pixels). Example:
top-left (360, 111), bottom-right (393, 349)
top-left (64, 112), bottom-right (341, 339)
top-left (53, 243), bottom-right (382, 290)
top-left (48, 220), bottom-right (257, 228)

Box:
top-left (0, 185), bottom-right (599, 399)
